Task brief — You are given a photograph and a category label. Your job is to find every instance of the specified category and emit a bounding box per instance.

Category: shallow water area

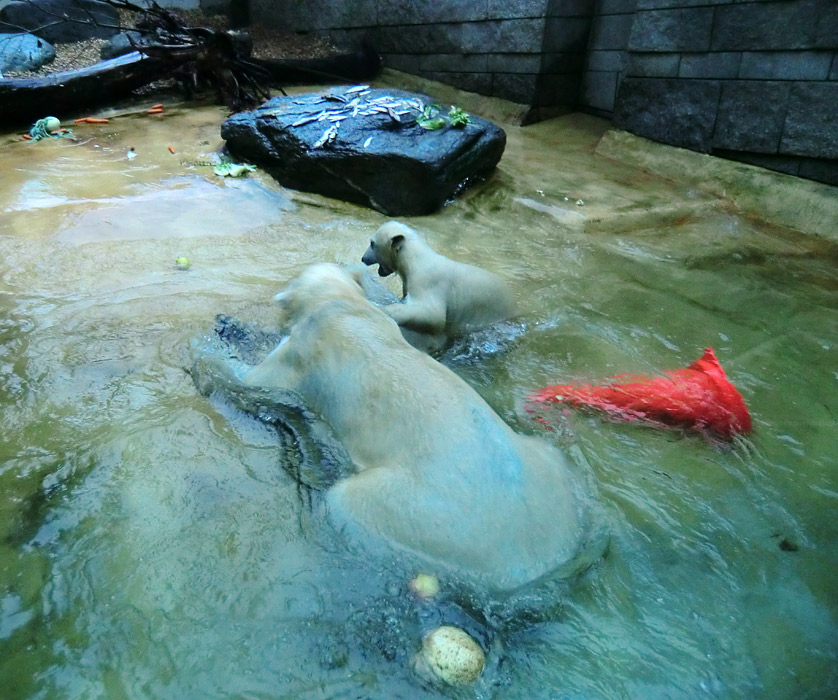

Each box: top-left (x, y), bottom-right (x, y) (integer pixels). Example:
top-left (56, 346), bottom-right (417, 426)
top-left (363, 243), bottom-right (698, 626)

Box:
top-left (1, 88), bottom-right (836, 700)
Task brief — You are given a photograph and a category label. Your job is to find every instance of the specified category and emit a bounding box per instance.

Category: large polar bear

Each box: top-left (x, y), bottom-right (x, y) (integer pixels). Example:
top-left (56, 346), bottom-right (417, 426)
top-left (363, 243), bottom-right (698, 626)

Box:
top-left (361, 221), bottom-right (517, 353)
top-left (192, 263), bottom-right (601, 592)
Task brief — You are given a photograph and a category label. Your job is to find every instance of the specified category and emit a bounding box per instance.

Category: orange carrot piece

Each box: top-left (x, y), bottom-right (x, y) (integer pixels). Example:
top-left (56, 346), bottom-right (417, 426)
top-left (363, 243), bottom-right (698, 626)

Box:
top-left (74, 117), bottom-right (90, 123)
top-left (22, 134), bottom-right (33, 140)
top-left (151, 103), bottom-right (163, 110)
top-left (147, 108), bottom-right (164, 114)
top-left (85, 118), bottom-right (109, 124)
top-left (168, 145), bottom-right (176, 154)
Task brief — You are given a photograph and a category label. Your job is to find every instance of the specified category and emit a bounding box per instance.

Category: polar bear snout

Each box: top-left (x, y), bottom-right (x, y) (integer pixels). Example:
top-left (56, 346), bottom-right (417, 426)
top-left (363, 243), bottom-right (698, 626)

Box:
top-left (361, 243), bottom-right (377, 266)
top-left (362, 242), bottom-right (395, 277)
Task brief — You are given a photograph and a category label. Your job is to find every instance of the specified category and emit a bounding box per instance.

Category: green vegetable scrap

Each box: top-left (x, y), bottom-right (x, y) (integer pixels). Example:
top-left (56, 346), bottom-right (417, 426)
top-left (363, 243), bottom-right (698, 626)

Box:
top-left (213, 161), bottom-right (256, 178)
top-left (418, 117), bottom-right (447, 130)
top-left (448, 106), bottom-right (471, 128)
top-left (415, 103), bottom-right (472, 131)
top-left (28, 116), bottom-right (71, 141)
top-left (416, 103), bottom-right (445, 130)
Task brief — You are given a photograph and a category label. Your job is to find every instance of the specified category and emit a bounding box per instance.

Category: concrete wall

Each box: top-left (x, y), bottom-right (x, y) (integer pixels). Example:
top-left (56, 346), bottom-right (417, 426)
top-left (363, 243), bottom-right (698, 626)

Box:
top-left (612, 0), bottom-right (838, 184)
top-left (250, 0), bottom-right (589, 109)
top-left (533, 0), bottom-right (596, 120)
top-left (577, 0), bottom-right (636, 116)
top-left (249, 0), bottom-right (838, 185)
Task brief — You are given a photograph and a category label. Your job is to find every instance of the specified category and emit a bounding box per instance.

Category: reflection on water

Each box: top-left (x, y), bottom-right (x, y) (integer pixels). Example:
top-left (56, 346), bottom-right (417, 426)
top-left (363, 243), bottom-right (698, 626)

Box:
top-left (56, 177), bottom-right (293, 244)
top-left (0, 97), bottom-right (836, 700)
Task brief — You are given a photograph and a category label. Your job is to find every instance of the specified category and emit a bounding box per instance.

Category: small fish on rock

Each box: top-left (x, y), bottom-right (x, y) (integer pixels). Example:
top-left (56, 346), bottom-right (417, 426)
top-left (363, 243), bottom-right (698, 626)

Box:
top-left (313, 124), bottom-right (339, 149)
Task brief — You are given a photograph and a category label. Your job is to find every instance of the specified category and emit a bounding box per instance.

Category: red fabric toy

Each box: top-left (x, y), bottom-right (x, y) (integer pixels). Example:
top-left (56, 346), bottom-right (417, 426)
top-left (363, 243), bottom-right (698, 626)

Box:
top-left (528, 348), bottom-right (752, 439)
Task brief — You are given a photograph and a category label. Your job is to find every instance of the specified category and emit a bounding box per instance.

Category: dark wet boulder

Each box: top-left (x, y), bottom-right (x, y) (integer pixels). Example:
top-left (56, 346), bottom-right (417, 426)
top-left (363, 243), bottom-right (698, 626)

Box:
top-left (100, 30), bottom-right (153, 61)
top-left (220, 86), bottom-right (506, 216)
top-left (0, 0), bottom-right (119, 44)
top-left (0, 33), bottom-right (55, 74)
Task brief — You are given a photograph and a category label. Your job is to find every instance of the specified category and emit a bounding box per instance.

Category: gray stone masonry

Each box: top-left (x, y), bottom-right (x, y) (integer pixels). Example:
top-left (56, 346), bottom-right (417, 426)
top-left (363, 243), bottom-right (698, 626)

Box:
top-left (782, 83), bottom-right (838, 160)
top-left (614, 78), bottom-right (722, 151)
top-left (714, 81), bottom-right (792, 153)
top-left (711, 0), bottom-right (823, 51)
top-left (738, 51), bottom-right (832, 81)
top-left (251, 0), bottom-right (838, 185)
top-left (252, 0), bottom-right (593, 111)
top-left (613, 0), bottom-right (837, 184)
top-left (577, 0), bottom-right (637, 117)
top-left (628, 8), bottom-right (714, 52)
top-left (679, 52), bottom-right (740, 79)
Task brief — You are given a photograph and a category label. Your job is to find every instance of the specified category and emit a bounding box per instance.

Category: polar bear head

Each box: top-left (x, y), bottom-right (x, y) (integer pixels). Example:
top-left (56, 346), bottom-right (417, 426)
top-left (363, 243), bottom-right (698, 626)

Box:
top-left (361, 221), bottom-right (419, 277)
top-left (274, 263), bottom-right (365, 320)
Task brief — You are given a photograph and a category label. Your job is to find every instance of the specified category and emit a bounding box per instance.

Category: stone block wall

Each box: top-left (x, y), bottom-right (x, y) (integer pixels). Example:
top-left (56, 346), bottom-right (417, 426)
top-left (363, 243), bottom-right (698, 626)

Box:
top-left (611, 0), bottom-right (838, 184)
top-left (249, 0), bottom-right (838, 185)
top-left (250, 0), bottom-right (594, 109)
top-left (577, 0), bottom-right (637, 116)
top-left (532, 0), bottom-right (596, 117)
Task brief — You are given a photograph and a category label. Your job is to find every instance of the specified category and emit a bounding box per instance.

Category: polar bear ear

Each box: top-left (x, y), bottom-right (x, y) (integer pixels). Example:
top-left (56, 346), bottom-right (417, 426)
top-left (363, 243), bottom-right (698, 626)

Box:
top-left (390, 233), bottom-right (406, 254)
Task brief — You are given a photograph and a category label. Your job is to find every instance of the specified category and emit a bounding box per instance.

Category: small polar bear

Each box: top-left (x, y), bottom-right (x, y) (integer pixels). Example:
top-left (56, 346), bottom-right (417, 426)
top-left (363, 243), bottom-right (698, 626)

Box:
top-left (192, 263), bottom-right (601, 592)
top-left (361, 221), bottom-right (517, 353)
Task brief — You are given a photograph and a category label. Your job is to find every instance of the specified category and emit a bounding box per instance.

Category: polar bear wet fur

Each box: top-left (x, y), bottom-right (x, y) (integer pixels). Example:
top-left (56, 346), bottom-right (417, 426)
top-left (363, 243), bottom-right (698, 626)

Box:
top-left (362, 221), bottom-right (516, 352)
top-left (192, 263), bottom-right (597, 592)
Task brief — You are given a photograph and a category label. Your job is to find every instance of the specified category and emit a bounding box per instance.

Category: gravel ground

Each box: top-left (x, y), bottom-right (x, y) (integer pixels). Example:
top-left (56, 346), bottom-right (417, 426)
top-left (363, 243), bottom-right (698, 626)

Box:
top-left (4, 38), bottom-right (110, 77)
top-left (249, 25), bottom-right (338, 61)
top-left (2, 9), bottom-right (338, 78)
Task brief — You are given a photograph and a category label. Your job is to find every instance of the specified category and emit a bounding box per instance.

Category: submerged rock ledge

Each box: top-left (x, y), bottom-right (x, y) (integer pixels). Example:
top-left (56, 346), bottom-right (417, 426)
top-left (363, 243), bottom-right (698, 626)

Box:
top-left (220, 85), bottom-right (507, 215)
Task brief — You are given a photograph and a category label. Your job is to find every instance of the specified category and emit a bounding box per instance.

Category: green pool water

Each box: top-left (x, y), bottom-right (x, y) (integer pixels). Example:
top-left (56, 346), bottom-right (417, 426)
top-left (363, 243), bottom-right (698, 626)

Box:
top-left (0, 89), bottom-right (836, 700)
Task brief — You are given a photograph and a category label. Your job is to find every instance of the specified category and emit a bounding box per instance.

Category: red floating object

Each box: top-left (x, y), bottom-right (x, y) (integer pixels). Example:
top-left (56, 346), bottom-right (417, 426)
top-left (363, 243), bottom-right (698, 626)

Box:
top-left (528, 348), bottom-right (752, 439)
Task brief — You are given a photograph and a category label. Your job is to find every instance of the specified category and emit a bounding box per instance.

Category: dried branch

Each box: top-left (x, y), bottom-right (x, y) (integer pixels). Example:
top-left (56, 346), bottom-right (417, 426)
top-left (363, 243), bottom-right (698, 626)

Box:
top-left (2, 0), bottom-right (276, 109)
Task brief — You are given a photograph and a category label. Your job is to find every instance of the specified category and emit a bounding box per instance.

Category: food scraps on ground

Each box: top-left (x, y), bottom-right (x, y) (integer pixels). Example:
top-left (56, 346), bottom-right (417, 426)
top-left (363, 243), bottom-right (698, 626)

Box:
top-left (213, 161), bottom-right (255, 177)
top-left (28, 116), bottom-right (68, 140)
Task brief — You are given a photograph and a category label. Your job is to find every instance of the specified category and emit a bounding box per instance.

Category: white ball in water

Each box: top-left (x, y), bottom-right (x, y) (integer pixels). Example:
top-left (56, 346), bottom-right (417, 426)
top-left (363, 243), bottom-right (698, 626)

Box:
top-left (414, 625), bottom-right (485, 685)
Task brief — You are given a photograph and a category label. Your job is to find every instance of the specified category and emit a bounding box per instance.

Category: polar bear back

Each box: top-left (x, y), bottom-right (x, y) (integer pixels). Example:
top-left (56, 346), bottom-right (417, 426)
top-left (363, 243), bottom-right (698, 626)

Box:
top-left (394, 230), bottom-right (516, 334)
top-left (327, 429), bottom-right (588, 591)
top-left (246, 264), bottom-right (595, 591)
top-left (364, 222), bottom-right (517, 349)
top-left (441, 260), bottom-right (517, 333)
